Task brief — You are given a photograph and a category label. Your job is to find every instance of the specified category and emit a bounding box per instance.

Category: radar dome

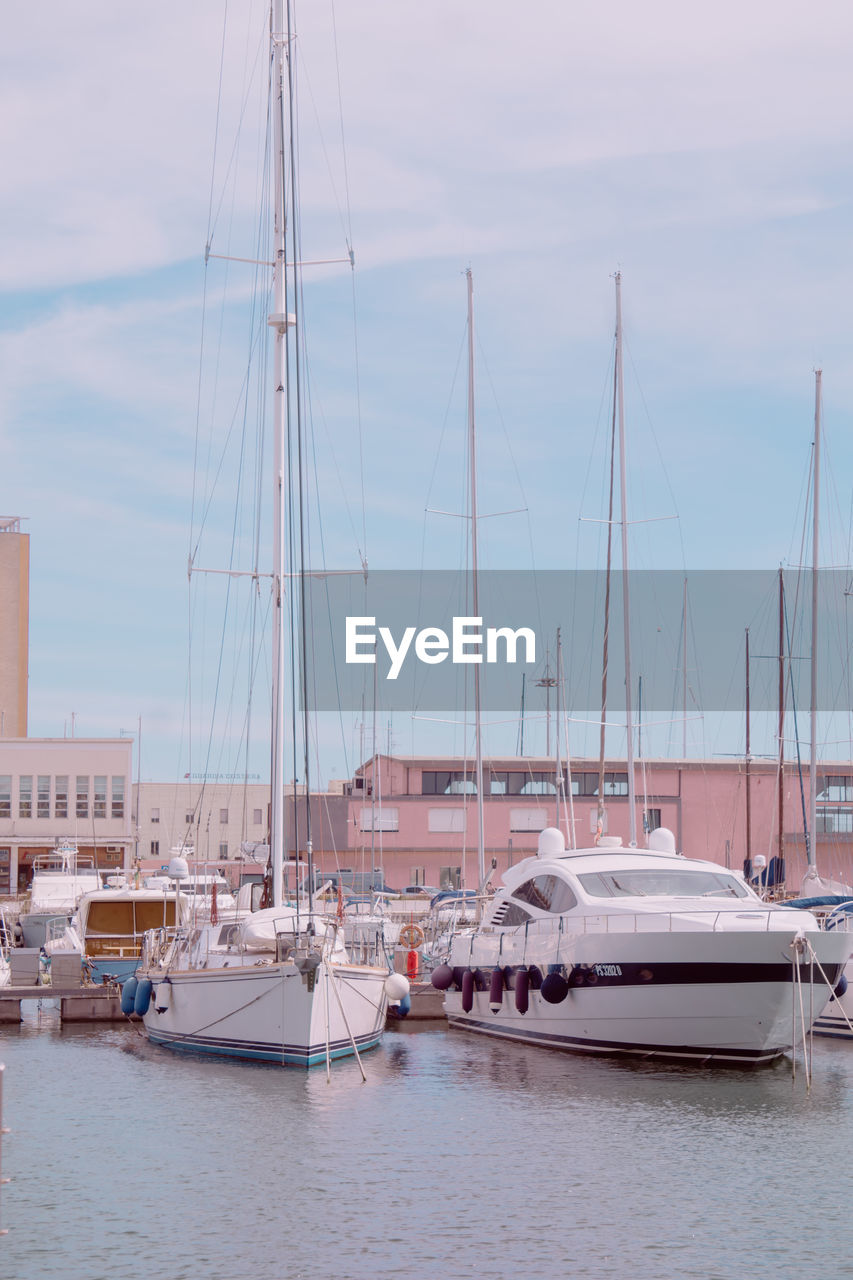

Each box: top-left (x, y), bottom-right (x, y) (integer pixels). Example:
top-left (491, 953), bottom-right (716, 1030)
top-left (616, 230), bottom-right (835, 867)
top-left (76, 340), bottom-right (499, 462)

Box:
top-left (537, 828), bottom-right (566, 858)
top-left (646, 828), bottom-right (677, 854)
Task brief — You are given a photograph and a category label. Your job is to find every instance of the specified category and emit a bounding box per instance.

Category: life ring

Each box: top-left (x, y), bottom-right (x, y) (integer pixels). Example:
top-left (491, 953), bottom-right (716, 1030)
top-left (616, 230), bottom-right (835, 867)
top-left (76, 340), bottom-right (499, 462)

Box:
top-left (399, 923), bottom-right (425, 949)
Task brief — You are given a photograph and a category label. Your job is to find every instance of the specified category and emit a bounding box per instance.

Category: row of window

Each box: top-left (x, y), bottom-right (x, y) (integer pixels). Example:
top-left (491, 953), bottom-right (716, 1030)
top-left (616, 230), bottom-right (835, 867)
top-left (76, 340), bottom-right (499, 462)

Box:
top-left (359, 805), bottom-right (653, 835)
top-left (150, 841), bottom-right (231, 858)
top-left (149, 807), bottom-right (266, 825)
top-left (0, 775), bottom-right (125, 821)
top-left (420, 770), bottom-right (630, 797)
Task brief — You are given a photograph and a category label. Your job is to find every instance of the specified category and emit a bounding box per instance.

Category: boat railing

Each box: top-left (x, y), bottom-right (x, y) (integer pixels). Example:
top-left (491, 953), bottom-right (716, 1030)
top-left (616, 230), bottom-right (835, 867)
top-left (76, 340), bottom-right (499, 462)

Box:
top-left (31, 851), bottom-right (98, 875)
top-left (460, 906), bottom-right (804, 963)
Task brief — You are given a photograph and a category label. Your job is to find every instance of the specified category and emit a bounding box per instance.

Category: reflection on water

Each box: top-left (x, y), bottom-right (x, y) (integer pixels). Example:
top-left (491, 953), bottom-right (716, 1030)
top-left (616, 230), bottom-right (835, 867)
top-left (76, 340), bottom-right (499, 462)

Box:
top-left (1, 1017), bottom-right (851, 1278)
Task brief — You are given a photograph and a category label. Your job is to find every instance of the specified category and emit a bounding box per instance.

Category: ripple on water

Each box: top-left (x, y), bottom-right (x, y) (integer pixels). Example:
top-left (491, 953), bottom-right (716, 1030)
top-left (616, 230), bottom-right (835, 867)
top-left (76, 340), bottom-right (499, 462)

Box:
top-left (0, 1020), bottom-right (851, 1278)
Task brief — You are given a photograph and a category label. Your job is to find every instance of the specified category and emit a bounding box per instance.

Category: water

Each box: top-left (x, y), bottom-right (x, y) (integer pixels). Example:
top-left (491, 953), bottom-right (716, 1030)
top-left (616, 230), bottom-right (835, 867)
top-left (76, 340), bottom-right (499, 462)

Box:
top-left (2, 1007), bottom-right (852, 1279)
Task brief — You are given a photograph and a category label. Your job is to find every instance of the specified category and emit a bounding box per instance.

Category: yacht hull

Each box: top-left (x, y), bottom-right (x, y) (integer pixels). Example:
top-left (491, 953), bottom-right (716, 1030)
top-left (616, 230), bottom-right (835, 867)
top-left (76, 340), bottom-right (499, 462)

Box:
top-left (444, 928), bottom-right (851, 1064)
top-left (141, 961), bottom-right (389, 1067)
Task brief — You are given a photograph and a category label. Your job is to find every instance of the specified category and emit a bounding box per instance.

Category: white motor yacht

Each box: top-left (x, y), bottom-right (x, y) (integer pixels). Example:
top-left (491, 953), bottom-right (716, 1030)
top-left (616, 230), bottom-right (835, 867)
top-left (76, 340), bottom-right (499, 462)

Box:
top-left (433, 827), bottom-right (852, 1066)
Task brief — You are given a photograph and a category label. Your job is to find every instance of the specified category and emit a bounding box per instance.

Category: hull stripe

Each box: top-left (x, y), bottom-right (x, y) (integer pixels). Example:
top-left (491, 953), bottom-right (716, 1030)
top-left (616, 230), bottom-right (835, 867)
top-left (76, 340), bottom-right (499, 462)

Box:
top-left (146, 1026), bottom-right (384, 1067)
top-left (446, 1014), bottom-right (786, 1064)
top-left (453, 960), bottom-right (844, 989)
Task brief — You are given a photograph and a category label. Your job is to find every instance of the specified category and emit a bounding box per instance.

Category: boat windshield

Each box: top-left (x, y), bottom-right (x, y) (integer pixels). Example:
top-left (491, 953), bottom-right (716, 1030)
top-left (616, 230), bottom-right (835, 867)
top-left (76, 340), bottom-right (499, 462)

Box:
top-left (577, 869), bottom-right (750, 899)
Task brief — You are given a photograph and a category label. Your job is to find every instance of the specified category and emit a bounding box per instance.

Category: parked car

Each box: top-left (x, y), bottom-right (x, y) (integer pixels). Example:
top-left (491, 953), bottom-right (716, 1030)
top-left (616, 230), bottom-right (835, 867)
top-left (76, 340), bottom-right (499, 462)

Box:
top-left (401, 885), bottom-right (440, 896)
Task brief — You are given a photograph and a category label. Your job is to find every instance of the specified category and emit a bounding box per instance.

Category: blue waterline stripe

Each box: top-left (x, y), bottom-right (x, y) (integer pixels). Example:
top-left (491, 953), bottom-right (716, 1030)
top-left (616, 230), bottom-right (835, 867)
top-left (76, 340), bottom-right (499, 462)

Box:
top-left (147, 1026), bottom-right (384, 1067)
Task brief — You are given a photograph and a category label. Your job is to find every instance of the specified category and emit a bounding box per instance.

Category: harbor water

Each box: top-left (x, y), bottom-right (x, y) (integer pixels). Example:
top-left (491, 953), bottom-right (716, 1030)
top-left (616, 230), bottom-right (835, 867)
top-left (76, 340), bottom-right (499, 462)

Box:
top-left (2, 1007), bottom-right (852, 1279)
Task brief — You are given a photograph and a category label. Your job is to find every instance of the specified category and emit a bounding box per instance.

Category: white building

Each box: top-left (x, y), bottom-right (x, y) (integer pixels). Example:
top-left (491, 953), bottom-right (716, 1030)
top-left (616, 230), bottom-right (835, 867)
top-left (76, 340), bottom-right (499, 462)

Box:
top-left (0, 737), bottom-right (133, 894)
top-left (135, 779), bottom-right (270, 870)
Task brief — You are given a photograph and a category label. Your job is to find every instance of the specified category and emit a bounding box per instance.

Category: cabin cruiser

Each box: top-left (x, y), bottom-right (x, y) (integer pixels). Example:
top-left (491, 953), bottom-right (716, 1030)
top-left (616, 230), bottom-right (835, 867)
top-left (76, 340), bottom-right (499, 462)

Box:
top-left (432, 827), bottom-right (853, 1066)
top-left (19, 842), bottom-right (102, 947)
top-left (45, 886), bottom-right (189, 983)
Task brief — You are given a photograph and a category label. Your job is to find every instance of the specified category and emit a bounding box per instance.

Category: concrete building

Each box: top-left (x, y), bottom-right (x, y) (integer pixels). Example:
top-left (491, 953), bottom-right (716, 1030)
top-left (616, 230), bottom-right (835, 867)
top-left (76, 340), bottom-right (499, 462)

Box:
top-left (318, 753), bottom-right (853, 894)
top-left (0, 737), bottom-right (133, 894)
top-left (134, 780), bottom-right (271, 869)
top-left (0, 518), bottom-right (29, 738)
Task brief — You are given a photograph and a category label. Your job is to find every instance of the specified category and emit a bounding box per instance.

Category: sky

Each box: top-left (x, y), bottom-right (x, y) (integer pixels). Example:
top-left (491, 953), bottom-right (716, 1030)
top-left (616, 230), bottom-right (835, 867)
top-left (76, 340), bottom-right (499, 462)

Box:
top-left (3, 0), bottom-right (853, 785)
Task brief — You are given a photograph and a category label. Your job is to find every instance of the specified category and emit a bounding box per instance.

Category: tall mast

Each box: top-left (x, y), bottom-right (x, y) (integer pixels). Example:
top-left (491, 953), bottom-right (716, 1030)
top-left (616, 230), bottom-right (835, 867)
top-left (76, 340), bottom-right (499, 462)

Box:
top-left (777, 567), bottom-right (785, 871)
top-left (554, 629), bottom-right (562, 830)
top-left (466, 268), bottom-right (485, 887)
top-left (615, 273), bottom-right (637, 846)
top-left (682, 576), bottom-right (688, 758)
top-left (807, 369), bottom-right (822, 879)
top-left (745, 627), bottom-right (752, 870)
top-left (268, 0), bottom-right (290, 908)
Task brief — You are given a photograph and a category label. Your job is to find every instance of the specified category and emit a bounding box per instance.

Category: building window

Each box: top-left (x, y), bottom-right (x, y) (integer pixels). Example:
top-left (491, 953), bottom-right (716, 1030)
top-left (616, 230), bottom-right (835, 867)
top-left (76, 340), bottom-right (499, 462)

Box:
top-left (219, 842), bottom-right (228, 858)
top-left (76, 776), bottom-right (89, 819)
top-left (359, 807), bottom-right (399, 832)
top-left (37, 775), bottom-right (50, 818)
top-left (253, 808), bottom-right (263, 824)
top-left (151, 808), bottom-right (160, 824)
top-left (439, 865), bottom-right (462, 890)
top-left (490, 770), bottom-right (562, 796)
top-left (150, 840), bottom-right (160, 857)
top-left (112, 777), bottom-right (125, 819)
top-left (510, 807), bottom-right (547, 832)
top-left (219, 808), bottom-right (229, 823)
top-left (817, 807), bottom-right (853, 834)
top-left (422, 771), bottom-right (477, 795)
top-left (185, 812), bottom-right (193, 824)
top-left (93, 776), bottom-right (107, 820)
top-left (571, 772), bottom-right (628, 798)
top-left (817, 776), bottom-right (853, 803)
top-left (411, 867), bottom-right (427, 886)
top-left (19, 776), bottom-right (32, 819)
top-left (428, 808), bottom-right (466, 833)
top-left (0, 776), bottom-right (11, 819)
top-left (644, 808), bottom-right (662, 833)
top-left (55, 776), bottom-right (68, 819)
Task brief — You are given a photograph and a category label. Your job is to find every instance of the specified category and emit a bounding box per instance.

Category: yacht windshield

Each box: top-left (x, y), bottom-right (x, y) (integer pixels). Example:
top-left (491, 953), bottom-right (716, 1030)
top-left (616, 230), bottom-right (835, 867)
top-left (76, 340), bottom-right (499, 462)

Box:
top-left (577, 869), bottom-right (749, 899)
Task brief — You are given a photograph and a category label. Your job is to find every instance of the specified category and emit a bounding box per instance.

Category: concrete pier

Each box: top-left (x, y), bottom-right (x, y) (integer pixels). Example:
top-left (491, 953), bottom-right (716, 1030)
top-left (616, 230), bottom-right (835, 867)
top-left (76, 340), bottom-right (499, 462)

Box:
top-left (0, 985), bottom-right (128, 1023)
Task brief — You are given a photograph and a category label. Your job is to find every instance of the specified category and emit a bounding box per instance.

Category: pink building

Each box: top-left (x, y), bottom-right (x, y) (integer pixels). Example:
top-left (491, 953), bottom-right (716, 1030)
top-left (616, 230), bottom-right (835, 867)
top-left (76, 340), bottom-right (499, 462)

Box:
top-left (321, 754), bottom-right (853, 894)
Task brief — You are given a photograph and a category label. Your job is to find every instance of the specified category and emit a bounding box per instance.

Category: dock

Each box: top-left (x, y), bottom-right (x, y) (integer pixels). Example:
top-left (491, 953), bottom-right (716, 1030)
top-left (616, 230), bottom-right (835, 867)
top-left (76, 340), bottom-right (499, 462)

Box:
top-left (0, 983), bottom-right (126, 1023)
top-left (0, 978), bottom-right (445, 1025)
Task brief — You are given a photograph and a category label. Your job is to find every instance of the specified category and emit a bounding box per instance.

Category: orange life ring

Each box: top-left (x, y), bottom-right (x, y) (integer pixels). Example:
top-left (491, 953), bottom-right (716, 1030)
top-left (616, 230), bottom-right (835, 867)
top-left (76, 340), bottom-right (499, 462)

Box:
top-left (399, 923), bottom-right (425, 949)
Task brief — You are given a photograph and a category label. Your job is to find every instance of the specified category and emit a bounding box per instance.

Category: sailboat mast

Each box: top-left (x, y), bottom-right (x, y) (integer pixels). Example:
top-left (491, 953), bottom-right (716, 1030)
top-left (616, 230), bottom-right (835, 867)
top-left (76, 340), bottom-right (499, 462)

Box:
top-left (555, 628), bottom-right (562, 830)
top-left (745, 627), bottom-right (752, 869)
top-left (615, 273), bottom-right (637, 846)
top-left (466, 268), bottom-right (486, 887)
top-left (268, 0), bottom-right (290, 909)
top-left (808, 369), bottom-right (822, 875)
top-left (777, 567), bottom-right (785, 870)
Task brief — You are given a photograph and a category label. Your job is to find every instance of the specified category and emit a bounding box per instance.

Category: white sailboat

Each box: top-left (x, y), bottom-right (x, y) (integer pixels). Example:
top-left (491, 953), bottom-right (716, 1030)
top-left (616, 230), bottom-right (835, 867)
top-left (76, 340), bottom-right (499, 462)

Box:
top-left (782, 371), bottom-right (853, 1038)
top-left (136, 0), bottom-right (406, 1068)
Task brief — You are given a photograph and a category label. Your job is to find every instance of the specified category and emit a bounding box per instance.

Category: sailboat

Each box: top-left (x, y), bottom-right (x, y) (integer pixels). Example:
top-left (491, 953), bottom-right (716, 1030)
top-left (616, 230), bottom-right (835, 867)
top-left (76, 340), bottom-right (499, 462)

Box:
top-left (781, 371), bottom-right (853, 1038)
top-left (135, 0), bottom-right (407, 1068)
